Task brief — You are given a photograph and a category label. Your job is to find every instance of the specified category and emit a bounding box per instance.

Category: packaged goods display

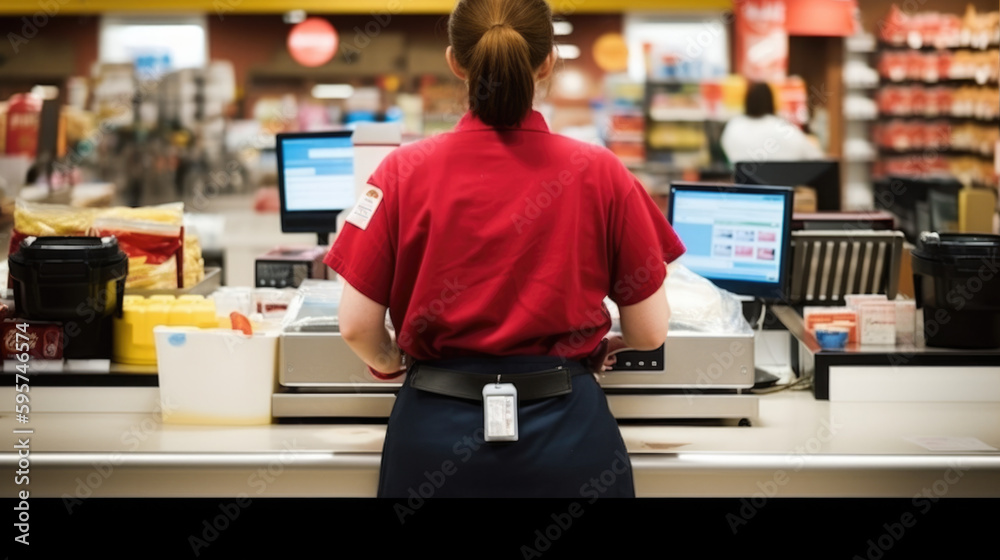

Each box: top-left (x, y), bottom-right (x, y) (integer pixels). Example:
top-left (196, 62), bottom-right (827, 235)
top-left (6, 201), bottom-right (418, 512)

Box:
top-left (879, 4), bottom-right (999, 50)
top-left (873, 4), bottom-right (1000, 192)
top-left (8, 201), bottom-right (204, 290)
top-left (806, 296), bottom-right (920, 348)
top-left (876, 85), bottom-right (1000, 120)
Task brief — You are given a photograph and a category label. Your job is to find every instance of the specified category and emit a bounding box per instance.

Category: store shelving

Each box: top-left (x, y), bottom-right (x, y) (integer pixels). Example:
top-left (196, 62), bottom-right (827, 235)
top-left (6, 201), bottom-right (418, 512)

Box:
top-left (843, 31), bottom-right (880, 210)
top-left (872, 4), bottom-right (1000, 233)
top-left (599, 75), bottom-right (646, 170)
top-left (641, 80), bottom-right (728, 172)
top-left (874, 18), bottom-right (998, 176)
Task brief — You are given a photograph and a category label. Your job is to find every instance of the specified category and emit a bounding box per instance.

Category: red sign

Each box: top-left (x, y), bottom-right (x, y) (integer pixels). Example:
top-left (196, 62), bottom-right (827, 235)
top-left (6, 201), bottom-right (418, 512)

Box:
top-left (5, 93), bottom-right (42, 158)
top-left (735, 0), bottom-right (788, 83)
top-left (288, 18), bottom-right (338, 67)
top-left (785, 0), bottom-right (858, 37)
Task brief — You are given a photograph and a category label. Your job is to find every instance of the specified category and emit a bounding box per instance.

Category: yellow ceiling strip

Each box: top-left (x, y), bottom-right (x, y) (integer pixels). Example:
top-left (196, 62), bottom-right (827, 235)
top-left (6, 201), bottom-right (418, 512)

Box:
top-left (0, 0), bottom-right (732, 15)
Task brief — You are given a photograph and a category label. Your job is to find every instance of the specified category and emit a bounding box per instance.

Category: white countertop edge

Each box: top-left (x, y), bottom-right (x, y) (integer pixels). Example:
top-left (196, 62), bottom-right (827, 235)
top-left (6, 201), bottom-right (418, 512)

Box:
top-left (6, 452), bottom-right (999, 471)
top-left (1, 451), bottom-right (379, 469)
top-left (636, 453), bottom-right (1000, 471)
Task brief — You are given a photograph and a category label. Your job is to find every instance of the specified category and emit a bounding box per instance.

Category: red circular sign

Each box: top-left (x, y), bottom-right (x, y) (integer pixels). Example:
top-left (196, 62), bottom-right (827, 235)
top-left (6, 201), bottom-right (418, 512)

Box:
top-left (287, 18), bottom-right (338, 67)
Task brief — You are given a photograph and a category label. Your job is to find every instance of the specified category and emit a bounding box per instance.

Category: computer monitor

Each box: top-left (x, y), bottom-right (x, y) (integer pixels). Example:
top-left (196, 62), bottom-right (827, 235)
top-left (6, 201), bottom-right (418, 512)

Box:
top-left (668, 181), bottom-right (795, 301)
top-left (276, 130), bottom-right (354, 244)
top-left (874, 176), bottom-right (963, 242)
top-left (734, 160), bottom-right (841, 212)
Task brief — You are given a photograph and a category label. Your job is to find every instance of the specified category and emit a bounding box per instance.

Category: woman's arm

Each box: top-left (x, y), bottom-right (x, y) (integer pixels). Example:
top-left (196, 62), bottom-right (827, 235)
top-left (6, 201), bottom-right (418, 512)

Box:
top-left (338, 281), bottom-right (403, 373)
top-left (618, 279), bottom-right (669, 351)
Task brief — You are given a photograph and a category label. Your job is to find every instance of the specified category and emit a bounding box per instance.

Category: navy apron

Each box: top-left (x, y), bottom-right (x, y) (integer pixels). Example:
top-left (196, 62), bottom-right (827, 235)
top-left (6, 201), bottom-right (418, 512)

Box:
top-left (377, 356), bottom-right (635, 498)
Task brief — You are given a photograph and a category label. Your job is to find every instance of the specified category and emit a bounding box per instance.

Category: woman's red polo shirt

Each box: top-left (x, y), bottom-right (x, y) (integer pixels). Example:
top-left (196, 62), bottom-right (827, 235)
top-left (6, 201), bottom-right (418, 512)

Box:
top-left (325, 110), bottom-right (685, 361)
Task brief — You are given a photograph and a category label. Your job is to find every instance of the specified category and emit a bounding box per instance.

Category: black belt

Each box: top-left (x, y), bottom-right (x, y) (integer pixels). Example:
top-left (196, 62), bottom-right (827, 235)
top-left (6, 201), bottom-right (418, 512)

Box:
top-left (409, 365), bottom-right (586, 402)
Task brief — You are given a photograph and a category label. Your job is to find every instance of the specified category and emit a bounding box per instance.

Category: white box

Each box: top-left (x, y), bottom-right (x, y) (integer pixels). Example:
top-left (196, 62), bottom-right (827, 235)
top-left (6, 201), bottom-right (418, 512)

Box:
top-left (894, 299), bottom-right (916, 345)
top-left (844, 294), bottom-right (888, 309)
top-left (154, 327), bottom-right (278, 425)
top-left (858, 302), bottom-right (896, 345)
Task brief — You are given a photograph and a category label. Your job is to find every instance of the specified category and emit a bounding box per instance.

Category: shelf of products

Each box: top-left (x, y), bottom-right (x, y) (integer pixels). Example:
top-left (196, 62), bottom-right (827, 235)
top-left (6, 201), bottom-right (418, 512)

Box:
top-left (877, 49), bottom-right (1000, 85)
top-left (873, 121), bottom-right (997, 156)
top-left (879, 4), bottom-right (1000, 51)
top-left (642, 81), bottom-right (720, 170)
top-left (876, 84), bottom-right (999, 121)
top-left (871, 4), bottom-right (999, 199)
top-left (600, 75), bottom-right (646, 169)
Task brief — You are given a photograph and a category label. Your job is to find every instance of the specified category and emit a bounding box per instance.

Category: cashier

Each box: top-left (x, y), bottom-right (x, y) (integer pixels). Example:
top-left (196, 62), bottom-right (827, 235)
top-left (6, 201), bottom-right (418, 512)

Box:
top-left (326, 0), bottom-right (685, 498)
top-left (720, 81), bottom-right (825, 163)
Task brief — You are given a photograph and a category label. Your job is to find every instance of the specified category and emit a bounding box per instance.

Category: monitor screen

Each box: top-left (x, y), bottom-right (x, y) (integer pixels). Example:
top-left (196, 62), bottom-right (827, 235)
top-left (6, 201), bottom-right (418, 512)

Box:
top-left (734, 160), bottom-right (841, 212)
top-left (875, 176), bottom-right (962, 242)
top-left (668, 182), bottom-right (794, 301)
top-left (276, 131), bottom-right (354, 235)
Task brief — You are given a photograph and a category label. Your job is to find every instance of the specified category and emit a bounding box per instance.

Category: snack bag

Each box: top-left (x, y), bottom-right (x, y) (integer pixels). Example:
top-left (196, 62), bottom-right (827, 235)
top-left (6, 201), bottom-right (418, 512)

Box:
top-left (8, 200), bottom-right (96, 257)
top-left (183, 234), bottom-right (206, 288)
top-left (9, 200), bottom-right (187, 290)
top-left (92, 216), bottom-right (183, 290)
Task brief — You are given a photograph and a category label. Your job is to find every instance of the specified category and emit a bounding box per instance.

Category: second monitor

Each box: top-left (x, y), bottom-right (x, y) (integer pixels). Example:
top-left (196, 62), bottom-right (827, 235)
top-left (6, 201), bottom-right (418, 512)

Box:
top-left (734, 160), bottom-right (841, 212)
top-left (276, 130), bottom-right (355, 245)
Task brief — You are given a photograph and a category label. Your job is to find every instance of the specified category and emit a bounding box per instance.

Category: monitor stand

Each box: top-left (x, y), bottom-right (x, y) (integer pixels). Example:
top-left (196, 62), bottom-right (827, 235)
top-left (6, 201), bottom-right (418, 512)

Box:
top-left (753, 367), bottom-right (780, 389)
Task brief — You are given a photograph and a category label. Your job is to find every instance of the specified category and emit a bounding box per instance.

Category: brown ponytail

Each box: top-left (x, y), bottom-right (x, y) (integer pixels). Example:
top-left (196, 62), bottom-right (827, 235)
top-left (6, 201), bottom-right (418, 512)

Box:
top-left (448, 0), bottom-right (554, 128)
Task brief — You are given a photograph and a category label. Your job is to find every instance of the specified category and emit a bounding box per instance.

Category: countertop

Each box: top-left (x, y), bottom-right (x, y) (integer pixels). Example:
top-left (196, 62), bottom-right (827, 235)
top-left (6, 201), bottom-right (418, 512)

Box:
top-left (3, 388), bottom-right (999, 498)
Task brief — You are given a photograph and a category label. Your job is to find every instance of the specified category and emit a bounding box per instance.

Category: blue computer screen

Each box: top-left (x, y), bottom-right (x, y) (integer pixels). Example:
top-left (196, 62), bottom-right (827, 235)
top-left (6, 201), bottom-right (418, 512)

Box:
top-left (279, 134), bottom-right (354, 212)
top-left (671, 189), bottom-right (788, 289)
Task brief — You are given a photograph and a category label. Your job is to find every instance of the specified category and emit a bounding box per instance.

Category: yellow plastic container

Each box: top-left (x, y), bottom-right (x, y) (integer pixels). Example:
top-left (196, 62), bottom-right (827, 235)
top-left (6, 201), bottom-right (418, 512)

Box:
top-left (113, 295), bottom-right (217, 366)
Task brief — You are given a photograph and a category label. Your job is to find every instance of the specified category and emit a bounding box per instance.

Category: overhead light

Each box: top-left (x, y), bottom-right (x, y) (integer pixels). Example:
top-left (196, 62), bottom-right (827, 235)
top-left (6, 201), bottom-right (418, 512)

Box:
top-left (311, 84), bottom-right (354, 99)
top-left (553, 21), bottom-right (573, 36)
top-left (284, 10), bottom-right (307, 24)
top-left (555, 44), bottom-right (580, 60)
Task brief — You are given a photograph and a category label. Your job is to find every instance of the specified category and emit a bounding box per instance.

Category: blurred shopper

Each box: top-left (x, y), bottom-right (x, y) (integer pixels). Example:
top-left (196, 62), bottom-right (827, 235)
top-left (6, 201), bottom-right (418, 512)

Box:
top-left (721, 81), bottom-right (825, 163)
top-left (327, 0), bottom-right (684, 497)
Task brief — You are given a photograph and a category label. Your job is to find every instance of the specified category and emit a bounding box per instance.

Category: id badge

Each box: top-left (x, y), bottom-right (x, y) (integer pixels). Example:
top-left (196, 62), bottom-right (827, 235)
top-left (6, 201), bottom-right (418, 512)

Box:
top-left (483, 380), bottom-right (518, 442)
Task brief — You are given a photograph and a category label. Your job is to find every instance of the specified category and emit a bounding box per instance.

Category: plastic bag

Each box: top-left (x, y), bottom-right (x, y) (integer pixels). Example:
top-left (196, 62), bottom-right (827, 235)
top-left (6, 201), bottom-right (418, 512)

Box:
top-left (183, 234), bottom-right (205, 288)
top-left (8, 201), bottom-right (97, 272)
top-left (605, 261), bottom-right (752, 336)
top-left (9, 200), bottom-right (188, 290)
top-left (92, 216), bottom-right (183, 290)
top-left (663, 261), bottom-right (752, 335)
top-left (93, 202), bottom-right (186, 290)
top-left (11, 199), bottom-right (96, 237)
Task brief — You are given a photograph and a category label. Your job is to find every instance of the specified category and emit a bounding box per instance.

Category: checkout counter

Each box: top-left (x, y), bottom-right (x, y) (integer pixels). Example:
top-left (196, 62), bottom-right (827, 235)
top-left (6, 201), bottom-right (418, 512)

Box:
top-left (2, 383), bottom-right (1000, 498)
top-left (2, 248), bottom-right (999, 499)
top-left (2, 128), bottom-right (999, 502)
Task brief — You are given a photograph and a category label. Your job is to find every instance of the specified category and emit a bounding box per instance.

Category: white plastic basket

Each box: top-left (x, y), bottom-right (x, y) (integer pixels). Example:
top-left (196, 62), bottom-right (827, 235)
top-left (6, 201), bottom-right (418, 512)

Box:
top-left (153, 326), bottom-right (278, 425)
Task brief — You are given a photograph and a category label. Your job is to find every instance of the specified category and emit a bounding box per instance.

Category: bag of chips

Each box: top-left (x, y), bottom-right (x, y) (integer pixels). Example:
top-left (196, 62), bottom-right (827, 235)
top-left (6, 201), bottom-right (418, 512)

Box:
top-left (9, 200), bottom-right (198, 290)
